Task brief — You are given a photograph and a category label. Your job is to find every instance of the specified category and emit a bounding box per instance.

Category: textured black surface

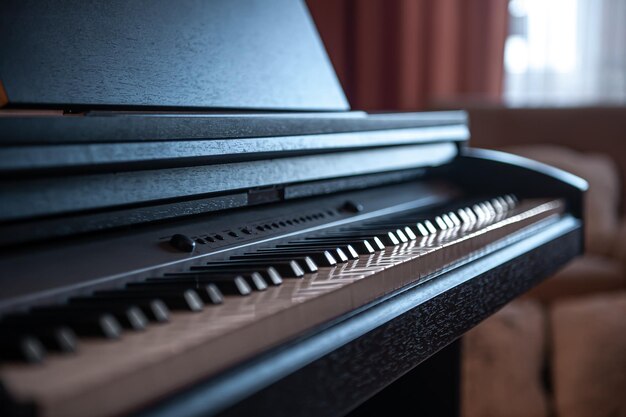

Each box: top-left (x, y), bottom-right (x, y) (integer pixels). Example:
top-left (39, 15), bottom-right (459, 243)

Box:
top-left (0, 181), bottom-right (451, 313)
top-left (133, 218), bottom-right (582, 417)
top-left (346, 340), bottom-right (460, 417)
top-left (0, 112), bottom-right (467, 145)
top-left (0, 143), bottom-right (456, 222)
top-left (452, 149), bottom-right (587, 219)
top-left (0, 0), bottom-right (347, 111)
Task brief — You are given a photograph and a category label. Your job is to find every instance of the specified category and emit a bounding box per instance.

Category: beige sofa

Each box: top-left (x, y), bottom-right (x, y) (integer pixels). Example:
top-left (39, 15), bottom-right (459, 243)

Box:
top-left (460, 107), bottom-right (626, 417)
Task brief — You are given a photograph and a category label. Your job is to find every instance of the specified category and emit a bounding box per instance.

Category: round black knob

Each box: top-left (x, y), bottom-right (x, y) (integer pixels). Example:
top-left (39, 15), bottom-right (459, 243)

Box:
top-left (169, 233), bottom-right (196, 253)
top-left (341, 200), bottom-right (364, 213)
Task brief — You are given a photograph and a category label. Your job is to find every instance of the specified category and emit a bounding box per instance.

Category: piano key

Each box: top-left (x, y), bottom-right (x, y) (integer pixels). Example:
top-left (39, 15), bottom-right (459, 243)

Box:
top-left (435, 216), bottom-right (448, 230)
top-left (232, 252), bottom-right (327, 270)
top-left (193, 260), bottom-right (305, 278)
top-left (245, 247), bottom-right (337, 264)
top-left (471, 204), bottom-right (487, 220)
top-left (164, 268), bottom-right (284, 286)
top-left (233, 252), bottom-right (336, 268)
top-left (239, 273), bottom-right (268, 291)
top-left (140, 281), bottom-right (227, 303)
top-left (93, 289), bottom-right (205, 312)
top-left (360, 224), bottom-right (417, 240)
top-left (228, 256), bottom-right (319, 273)
top-left (274, 247), bottom-right (350, 262)
top-left (497, 196), bottom-right (511, 210)
top-left (269, 243), bottom-right (359, 260)
top-left (456, 209), bottom-right (470, 224)
top-left (415, 222), bottom-right (430, 236)
top-left (253, 246), bottom-right (344, 261)
top-left (490, 198), bottom-right (505, 213)
top-left (394, 229), bottom-right (409, 242)
top-left (446, 212), bottom-right (459, 226)
top-left (424, 220), bottom-right (437, 234)
top-left (315, 231), bottom-right (400, 246)
top-left (301, 237), bottom-right (382, 252)
top-left (342, 223), bottom-right (416, 233)
top-left (3, 312), bottom-right (122, 339)
top-left (346, 225), bottom-right (413, 241)
top-left (0, 333), bottom-right (46, 363)
top-left (69, 297), bottom-right (170, 323)
top-left (0, 323), bottom-right (77, 353)
top-left (31, 305), bottom-right (148, 331)
top-left (135, 278), bottom-right (251, 297)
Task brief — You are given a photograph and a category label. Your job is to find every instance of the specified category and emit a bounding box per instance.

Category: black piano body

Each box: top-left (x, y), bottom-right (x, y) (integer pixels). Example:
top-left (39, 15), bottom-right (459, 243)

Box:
top-left (0, 1), bottom-right (585, 416)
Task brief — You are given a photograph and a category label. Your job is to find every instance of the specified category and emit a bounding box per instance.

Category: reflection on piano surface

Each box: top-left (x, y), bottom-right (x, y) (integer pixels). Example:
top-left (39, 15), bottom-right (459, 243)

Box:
top-left (0, 1), bottom-right (585, 416)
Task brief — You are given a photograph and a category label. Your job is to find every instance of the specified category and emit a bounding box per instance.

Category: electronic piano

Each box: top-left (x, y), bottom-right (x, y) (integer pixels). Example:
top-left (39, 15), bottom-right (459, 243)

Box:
top-left (0, 1), bottom-right (585, 416)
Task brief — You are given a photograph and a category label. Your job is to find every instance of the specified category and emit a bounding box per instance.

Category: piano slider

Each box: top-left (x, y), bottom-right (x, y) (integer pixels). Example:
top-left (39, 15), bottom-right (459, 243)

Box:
top-left (0, 1), bottom-right (585, 416)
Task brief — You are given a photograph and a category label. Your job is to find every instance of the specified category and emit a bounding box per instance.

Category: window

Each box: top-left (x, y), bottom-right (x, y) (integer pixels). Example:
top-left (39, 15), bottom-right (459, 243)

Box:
top-left (504, 0), bottom-right (626, 105)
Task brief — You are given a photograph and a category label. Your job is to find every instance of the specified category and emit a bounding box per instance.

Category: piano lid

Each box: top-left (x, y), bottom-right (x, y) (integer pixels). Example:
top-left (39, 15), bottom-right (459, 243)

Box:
top-left (0, 0), bottom-right (348, 111)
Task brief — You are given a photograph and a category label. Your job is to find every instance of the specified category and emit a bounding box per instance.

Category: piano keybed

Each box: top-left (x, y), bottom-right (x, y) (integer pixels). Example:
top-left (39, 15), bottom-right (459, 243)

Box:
top-left (0, 195), bottom-right (565, 417)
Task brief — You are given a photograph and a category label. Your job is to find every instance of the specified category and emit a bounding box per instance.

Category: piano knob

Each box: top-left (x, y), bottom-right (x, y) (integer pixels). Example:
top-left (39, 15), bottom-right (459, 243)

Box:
top-left (169, 234), bottom-right (196, 253)
top-left (341, 200), bottom-right (364, 213)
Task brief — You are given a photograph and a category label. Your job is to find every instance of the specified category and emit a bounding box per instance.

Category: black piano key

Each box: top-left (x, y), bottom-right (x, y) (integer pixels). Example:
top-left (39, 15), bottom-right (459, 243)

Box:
top-left (193, 260), bottom-right (305, 278)
top-left (32, 305), bottom-right (148, 331)
top-left (299, 238), bottom-right (378, 254)
top-left (93, 289), bottom-right (204, 312)
top-left (33, 326), bottom-right (77, 353)
top-left (331, 227), bottom-right (403, 240)
top-left (251, 248), bottom-right (343, 264)
top-left (223, 256), bottom-right (319, 273)
top-left (303, 235), bottom-right (387, 250)
top-left (69, 297), bottom-right (170, 323)
top-left (127, 281), bottom-right (227, 302)
top-left (271, 243), bottom-right (359, 260)
top-left (0, 333), bottom-right (46, 363)
top-left (0, 323), bottom-right (77, 353)
top-left (234, 252), bottom-right (334, 268)
top-left (3, 312), bottom-right (122, 339)
top-left (163, 268), bottom-right (283, 287)
top-left (254, 247), bottom-right (349, 263)
top-left (133, 278), bottom-right (250, 297)
top-left (323, 232), bottom-right (399, 246)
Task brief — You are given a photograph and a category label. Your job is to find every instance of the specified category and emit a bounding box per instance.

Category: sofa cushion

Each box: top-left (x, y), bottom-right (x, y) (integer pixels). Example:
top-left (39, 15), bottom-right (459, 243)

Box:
top-left (550, 292), bottom-right (626, 417)
top-left (462, 300), bottom-right (548, 417)
top-left (502, 145), bottom-right (620, 256)
top-left (524, 255), bottom-right (625, 304)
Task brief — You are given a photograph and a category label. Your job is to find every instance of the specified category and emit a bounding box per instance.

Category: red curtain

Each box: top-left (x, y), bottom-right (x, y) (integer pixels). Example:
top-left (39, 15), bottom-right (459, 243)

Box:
top-left (307, 0), bottom-right (509, 111)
